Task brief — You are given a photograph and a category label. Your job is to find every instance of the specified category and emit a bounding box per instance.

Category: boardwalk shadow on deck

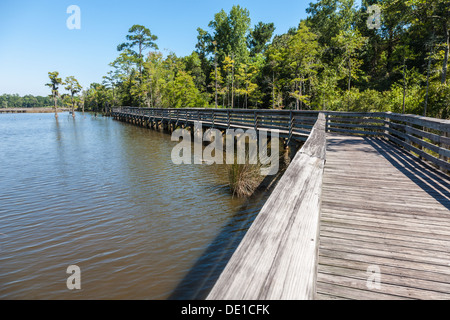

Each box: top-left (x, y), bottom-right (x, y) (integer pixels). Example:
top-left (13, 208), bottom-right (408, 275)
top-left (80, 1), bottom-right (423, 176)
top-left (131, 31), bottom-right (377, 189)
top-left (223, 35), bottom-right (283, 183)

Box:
top-left (326, 135), bottom-right (382, 154)
top-left (366, 137), bottom-right (450, 210)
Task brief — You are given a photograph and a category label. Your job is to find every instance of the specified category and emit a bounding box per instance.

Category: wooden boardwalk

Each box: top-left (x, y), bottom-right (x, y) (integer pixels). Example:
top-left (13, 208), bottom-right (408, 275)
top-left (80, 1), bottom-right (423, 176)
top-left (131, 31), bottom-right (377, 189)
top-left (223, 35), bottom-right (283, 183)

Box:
top-left (207, 114), bottom-right (326, 300)
top-left (111, 107), bottom-right (450, 299)
top-left (317, 134), bottom-right (450, 300)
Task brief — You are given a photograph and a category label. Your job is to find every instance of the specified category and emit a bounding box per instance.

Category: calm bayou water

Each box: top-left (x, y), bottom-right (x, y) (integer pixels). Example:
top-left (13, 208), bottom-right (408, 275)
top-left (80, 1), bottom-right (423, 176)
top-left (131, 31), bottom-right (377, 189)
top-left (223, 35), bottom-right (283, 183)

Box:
top-left (0, 112), bottom-right (270, 299)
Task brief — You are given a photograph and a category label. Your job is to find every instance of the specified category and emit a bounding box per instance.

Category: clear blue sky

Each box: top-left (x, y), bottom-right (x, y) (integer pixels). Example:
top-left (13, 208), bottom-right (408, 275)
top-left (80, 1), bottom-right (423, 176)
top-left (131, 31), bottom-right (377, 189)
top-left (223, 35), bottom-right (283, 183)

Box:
top-left (0, 0), bottom-right (333, 96)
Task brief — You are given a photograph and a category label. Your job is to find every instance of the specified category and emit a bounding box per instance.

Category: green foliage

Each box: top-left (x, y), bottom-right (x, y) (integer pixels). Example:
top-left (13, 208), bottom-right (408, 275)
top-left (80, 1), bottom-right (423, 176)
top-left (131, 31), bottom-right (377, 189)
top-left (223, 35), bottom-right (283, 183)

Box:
top-left (79, 3), bottom-right (449, 119)
top-left (248, 22), bottom-right (275, 56)
top-left (64, 76), bottom-right (82, 113)
top-left (424, 82), bottom-right (450, 119)
top-left (117, 25), bottom-right (158, 75)
top-left (45, 71), bottom-right (63, 111)
top-left (0, 94), bottom-right (53, 108)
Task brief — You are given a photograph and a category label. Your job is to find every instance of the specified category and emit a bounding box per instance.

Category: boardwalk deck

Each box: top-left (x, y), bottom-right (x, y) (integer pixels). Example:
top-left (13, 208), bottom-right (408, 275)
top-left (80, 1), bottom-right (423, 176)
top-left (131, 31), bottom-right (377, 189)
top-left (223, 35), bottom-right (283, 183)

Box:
top-left (317, 134), bottom-right (450, 300)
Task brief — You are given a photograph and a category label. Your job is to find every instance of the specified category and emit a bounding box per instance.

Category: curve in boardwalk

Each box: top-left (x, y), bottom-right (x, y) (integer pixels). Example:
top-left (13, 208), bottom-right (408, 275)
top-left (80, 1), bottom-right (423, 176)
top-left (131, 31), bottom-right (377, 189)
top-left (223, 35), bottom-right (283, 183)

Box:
top-left (317, 134), bottom-right (450, 300)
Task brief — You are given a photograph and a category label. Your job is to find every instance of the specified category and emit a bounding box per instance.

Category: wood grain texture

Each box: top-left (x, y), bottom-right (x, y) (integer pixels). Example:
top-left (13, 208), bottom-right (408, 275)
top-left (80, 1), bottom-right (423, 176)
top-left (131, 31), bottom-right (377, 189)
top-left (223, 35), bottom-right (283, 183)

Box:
top-left (317, 134), bottom-right (450, 300)
top-left (111, 108), bottom-right (450, 300)
top-left (207, 114), bottom-right (327, 300)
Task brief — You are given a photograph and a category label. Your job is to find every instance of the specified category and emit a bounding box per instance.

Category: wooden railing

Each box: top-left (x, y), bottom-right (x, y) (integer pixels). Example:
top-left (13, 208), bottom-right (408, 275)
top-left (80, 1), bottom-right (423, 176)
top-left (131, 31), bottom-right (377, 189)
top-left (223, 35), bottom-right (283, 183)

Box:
top-left (112, 107), bottom-right (450, 172)
top-left (383, 113), bottom-right (450, 172)
top-left (113, 107), bottom-right (320, 142)
top-left (207, 114), bottom-right (327, 300)
top-left (325, 111), bottom-right (450, 172)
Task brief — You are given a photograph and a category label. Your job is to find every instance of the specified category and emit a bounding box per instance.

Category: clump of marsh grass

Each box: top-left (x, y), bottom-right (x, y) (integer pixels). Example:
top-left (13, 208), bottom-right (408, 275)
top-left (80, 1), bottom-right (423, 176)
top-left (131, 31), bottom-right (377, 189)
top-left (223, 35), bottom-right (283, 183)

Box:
top-left (226, 138), bottom-right (298, 198)
top-left (227, 159), bottom-right (263, 198)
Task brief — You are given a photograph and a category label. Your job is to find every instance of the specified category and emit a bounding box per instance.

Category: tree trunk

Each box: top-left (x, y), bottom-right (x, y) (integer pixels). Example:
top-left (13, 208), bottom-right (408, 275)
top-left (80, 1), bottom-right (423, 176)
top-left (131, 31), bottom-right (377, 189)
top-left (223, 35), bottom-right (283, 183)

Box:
top-left (299, 80), bottom-right (303, 111)
top-left (348, 58), bottom-right (352, 91)
top-left (245, 81), bottom-right (248, 109)
top-left (215, 55), bottom-right (218, 108)
top-left (424, 55), bottom-right (432, 117)
top-left (71, 94), bottom-right (75, 118)
top-left (272, 72), bottom-right (275, 109)
top-left (139, 42), bottom-right (143, 76)
top-left (54, 95), bottom-right (58, 118)
top-left (402, 60), bottom-right (406, 114)
top-left (424, 31), bottom-right (435, 117)
top-left (231, 57), bottom-right (235, 109)
top-left (442, 21), bottom-right (449, 84)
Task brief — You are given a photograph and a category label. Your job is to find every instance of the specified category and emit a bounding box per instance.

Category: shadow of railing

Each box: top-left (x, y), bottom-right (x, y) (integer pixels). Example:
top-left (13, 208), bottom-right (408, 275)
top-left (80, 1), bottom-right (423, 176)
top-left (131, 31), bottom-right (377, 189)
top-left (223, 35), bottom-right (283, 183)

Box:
top-left (366, 137), bottom-right (450, 210)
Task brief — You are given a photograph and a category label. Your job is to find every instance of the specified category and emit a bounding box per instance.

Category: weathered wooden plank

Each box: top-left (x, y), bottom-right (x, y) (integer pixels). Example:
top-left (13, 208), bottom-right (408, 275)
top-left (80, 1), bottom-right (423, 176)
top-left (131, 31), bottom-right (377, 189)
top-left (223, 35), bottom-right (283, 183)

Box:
top-left (321, 209), bottom-right (450, 228)
top-left (207, 114), bottom-right (327, 300)
top-left (328, 122), bottom-right (385, 130)
top-left (321, 211), bottom-right (450, 233)
top-left (319, 256), bottom-right (450, 285)
top-left (319, 264), bottom-right (450, 295)
top-left (317, 271), bottom-right (450, 300)
top-left (320, 237), bottom-right (450, 266)
top-left (315, 293), bottom-right (351, 300)
top-left (316, 281), bottom-right (411, 300)
top-left (328, 127), bottom-right (383, 136)
top-left (320, 224), bottom-right (450, 250)
top-left (319, 248), bottom-right (450, 276)
top-left (318, 134), bottom-right (450, 300)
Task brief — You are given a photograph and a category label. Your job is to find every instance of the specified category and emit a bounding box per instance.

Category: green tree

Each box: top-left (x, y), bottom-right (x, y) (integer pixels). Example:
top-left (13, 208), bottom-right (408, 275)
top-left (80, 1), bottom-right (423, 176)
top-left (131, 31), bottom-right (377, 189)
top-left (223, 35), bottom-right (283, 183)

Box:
top-left (332, 29), bottom-right (367, 91)
top-left (285, 23), bottom-right (321, 110)
top-left (64, 76), bottom-right (82, 117)
top-left (236, 60), bottom-right (259, 108)
top-left (165, 71), bottom-right (206, 108)
top-left (407, 0), bottom-right (449, 84)
top-left (45, 71), bottom-right (63, 118)
top-left (117, 25), bottom-right (158, 76)
top-left (248, 22), bottom-right (275, 56)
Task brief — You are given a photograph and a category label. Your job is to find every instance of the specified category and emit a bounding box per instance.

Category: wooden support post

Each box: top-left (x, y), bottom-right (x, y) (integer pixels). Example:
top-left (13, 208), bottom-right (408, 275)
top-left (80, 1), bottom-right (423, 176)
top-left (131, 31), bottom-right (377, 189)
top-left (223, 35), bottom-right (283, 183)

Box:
top-left (286, 111), bottom-right (294, 146)
top-left (384, 115), bottom-right (391, 140)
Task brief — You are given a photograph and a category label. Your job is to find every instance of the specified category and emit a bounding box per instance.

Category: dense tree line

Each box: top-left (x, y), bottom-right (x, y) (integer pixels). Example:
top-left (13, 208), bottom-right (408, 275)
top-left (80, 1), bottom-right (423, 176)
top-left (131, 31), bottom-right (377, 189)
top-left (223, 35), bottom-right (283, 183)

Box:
top-left (0, 94), bottom-right (53, 108)
top-left (80, 1), bottom-right (449, 118)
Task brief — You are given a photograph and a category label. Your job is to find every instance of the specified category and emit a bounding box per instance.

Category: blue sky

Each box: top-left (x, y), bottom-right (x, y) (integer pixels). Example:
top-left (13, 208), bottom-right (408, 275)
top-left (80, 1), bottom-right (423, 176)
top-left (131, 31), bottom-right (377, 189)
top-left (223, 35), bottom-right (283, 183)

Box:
top-left (0, 0), bottom-right (324, 96)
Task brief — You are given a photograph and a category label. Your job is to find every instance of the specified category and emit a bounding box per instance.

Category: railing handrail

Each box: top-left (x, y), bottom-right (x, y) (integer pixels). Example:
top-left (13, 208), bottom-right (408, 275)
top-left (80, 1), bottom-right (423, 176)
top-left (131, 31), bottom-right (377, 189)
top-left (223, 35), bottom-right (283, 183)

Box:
top-left (207, 113), bottom-right (327, 300)
top-left (112, 107), bottom-right (449, 172)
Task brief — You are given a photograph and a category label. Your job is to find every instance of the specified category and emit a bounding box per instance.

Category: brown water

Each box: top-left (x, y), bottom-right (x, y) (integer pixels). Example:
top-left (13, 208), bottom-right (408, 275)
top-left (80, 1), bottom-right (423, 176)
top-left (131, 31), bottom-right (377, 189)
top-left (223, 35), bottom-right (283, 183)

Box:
top-left (0, 112), bottom-right (270, 300)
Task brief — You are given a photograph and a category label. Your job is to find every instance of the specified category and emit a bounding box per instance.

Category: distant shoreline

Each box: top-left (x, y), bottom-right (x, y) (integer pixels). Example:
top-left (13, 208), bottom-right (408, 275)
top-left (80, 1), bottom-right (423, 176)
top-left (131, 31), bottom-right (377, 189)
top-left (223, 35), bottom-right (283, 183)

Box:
top-left (0, 108), bottom-right (71, 114)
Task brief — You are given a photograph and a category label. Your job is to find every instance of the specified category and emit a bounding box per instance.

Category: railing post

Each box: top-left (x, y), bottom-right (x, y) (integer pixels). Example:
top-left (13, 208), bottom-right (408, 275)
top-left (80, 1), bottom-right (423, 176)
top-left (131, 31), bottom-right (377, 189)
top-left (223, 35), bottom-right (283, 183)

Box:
top-left (440, 131), bottom-right (449, 173)
top-left (287, 110), bottom-right (294, 145)
top-left (227, 110), bottom-right (231, 129)
top-left (384, 112), bottom-right (391, 139)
